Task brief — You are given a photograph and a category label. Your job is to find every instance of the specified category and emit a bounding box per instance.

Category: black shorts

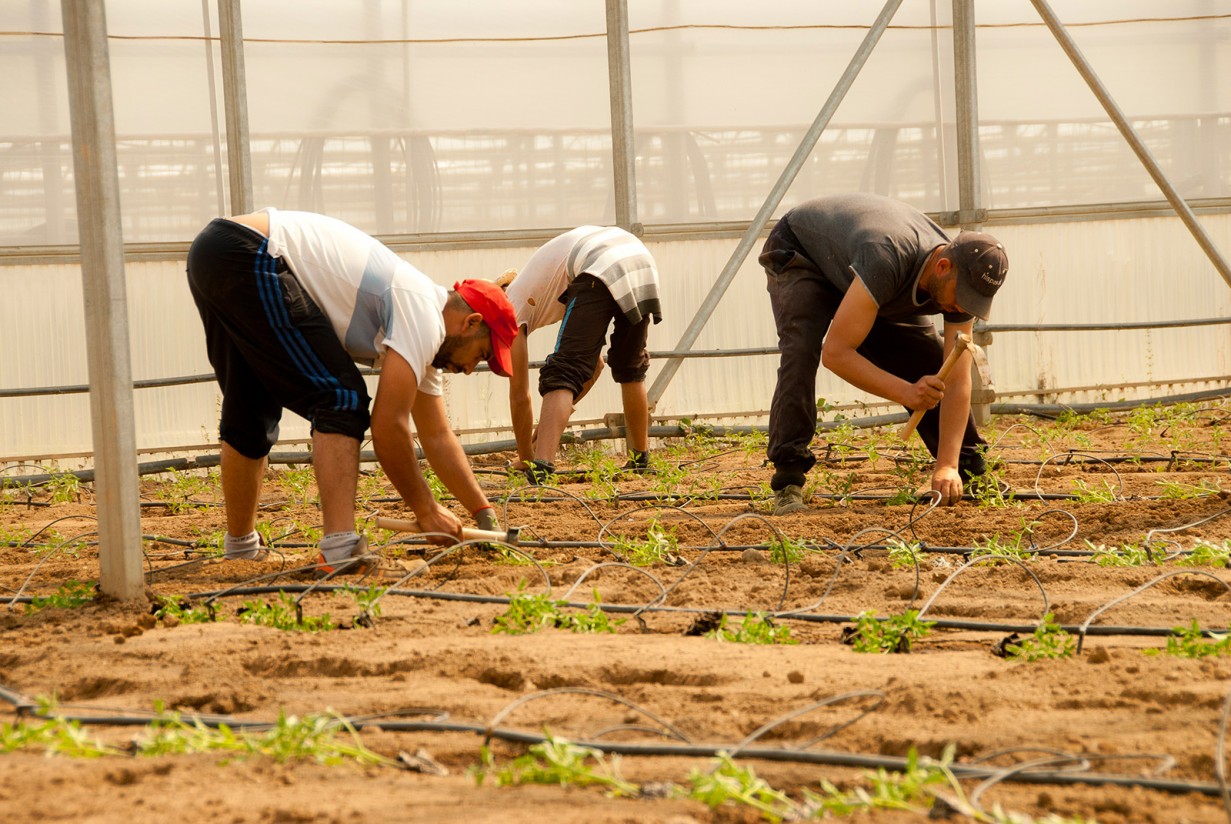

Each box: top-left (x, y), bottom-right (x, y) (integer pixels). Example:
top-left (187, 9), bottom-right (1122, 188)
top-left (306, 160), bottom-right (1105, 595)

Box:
top-left (185, 218), bottom-right (370, 459)
top-left (538, 274), bottom-right (650, 398)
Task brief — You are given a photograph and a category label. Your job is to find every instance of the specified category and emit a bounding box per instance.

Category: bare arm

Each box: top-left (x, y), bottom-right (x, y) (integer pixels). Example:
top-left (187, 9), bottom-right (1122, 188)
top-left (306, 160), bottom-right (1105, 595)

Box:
top-left (932, 321), bottom-right (975, 504)
top-left (412, 390), bottom-right (491, 517)
top-left (370, 349), bottom-right (462, 539)
top-left (508, 329), bottom-right (536, 467)
top-left (821, 280), bottom-right (945, 411)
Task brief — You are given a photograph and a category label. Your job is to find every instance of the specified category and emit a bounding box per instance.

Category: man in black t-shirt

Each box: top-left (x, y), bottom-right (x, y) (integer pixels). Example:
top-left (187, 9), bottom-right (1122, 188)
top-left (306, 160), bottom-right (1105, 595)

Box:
top-left (761, 193), bottom-right (1008, 514)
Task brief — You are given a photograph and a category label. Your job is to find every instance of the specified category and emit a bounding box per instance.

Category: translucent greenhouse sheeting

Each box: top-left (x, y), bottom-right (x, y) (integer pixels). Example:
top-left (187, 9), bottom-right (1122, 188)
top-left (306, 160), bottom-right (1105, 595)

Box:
top-left (2, 214), bottom-right (1229, 461)
top-left (1, 0), bottom-right (1228, 244)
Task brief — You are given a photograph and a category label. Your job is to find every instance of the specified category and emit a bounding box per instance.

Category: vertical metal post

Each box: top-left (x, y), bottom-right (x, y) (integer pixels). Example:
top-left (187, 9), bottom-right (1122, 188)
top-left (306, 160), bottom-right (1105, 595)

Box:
top-left (952, 0), bottom-right (992, 424)
top-left (218, 0), bottom-right (253, 215)
top-left (647, 0), bottom-right (904, 408)
top-left (605, 0), bottom-right (638, 231)
top-left (60, 0), bottom-right (144, 600)
top-left (952, 0), bottom-right (980, 230)
top-left (1031, 0), bottom-right (1231, 289)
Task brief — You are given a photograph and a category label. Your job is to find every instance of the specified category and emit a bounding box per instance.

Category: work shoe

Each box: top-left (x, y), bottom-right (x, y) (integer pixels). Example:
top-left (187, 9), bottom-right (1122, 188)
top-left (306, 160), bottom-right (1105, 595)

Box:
top-left (313, 535), bottom-right (379, 580)
top-left (773, 484), bottom-right (807, 515)
top-left (621, 449), bottom-right (654, 474)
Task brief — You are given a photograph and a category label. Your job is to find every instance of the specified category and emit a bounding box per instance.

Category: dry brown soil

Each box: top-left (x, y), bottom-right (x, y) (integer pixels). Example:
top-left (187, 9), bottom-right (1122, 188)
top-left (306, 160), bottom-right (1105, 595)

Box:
top-left (3, 409), bottom-right (1231, 823)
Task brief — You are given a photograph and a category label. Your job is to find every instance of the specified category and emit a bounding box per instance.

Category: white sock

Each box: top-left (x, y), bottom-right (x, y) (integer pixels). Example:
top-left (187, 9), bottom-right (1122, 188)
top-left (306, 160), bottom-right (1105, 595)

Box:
top-left (319, 531), bottom-right (361, 564)
top-left (224, 530), bottom-right (261, 559)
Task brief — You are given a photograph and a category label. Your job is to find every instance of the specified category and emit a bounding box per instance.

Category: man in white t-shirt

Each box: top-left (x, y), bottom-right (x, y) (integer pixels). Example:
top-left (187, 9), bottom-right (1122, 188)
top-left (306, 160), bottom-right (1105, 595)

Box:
top-left (502, 226), bottom-right (662, 480)
top-left (186, 208), bottom-right (518, 576)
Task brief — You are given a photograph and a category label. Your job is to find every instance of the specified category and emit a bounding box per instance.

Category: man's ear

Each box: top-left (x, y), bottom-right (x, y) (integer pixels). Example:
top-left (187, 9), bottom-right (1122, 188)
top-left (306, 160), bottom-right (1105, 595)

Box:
top-left (464, 311), bottom-right (484, 332)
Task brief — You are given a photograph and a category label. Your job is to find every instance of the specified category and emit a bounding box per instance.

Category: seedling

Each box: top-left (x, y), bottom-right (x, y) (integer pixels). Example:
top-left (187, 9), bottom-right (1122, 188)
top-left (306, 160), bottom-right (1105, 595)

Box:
top-left (474, 735), bottom-right (638, 796)
top-left (492, 583), bottom-right (620, 635)
top-left (1087, 539), bottom-right (1165, 567)
top-left (704, 612), bottom-right (798, 645)
top-left (1145, 619), bottom-right (1231, 659)
top-left (768, 535), bottom-right (806, 565)
top-left (687, 752), bottom-right (797, 820)
top-left (238, 591), bottom-right (336, 632)
top-left (276, 465), bottom-right (318, 508)
top-left (46, 471), bottom-right (82, 504)
top-left (154, 596), bottom-right (214, 625)
top-left (845, 610), bottom-right (934, 653)
top-left (805, 745), bottom-right (953, 817)
top-left (969, 532), bottom-right (1034, 563)
top-left (609, 519), bottom-right (679, 566)
top-left (1, 714), bottom-right (117, 758)
top-left (1157, 478), bottom-right (1222, 499)
top-left (1069, 478), bottom-right (1117, 503)
top-left (1004, 613), bottom-right (1075, 661)
top-left (887, 538), bottom-right (927, 570)
top-left (1179, 539), bottom-right (1231, 568)
top-left (25, 580), bottom-right (96, 614)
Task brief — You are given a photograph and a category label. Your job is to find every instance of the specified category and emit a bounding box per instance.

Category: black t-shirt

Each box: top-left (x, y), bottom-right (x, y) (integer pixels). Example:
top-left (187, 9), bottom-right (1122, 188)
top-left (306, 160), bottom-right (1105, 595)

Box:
top-left (783, 193), bottom-right (972, 323)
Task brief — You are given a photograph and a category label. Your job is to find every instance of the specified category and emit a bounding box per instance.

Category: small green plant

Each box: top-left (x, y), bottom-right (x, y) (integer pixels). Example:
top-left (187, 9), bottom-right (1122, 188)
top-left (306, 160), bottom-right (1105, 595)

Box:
top-left (25, 580), bottom-right (96, 613)
top-left (1086, 539), bottom-right (1165, 567)
top-left (815, 468), bottom-right (855, 503)
top-left (1069, 478), bottom-right (1117, 503)
top-left (609, 519), bottom-right (679, 566)
top-left (887, 538), bottom-right (926, 569)
top-left (1005, 613), bottom-right (1075, 661)
top-left (688, 752), bottom-right (797, 821)
top-left (46, 471), bottom-right (82, 504)
top-left (474, 735), bottom-right (639, 796)
top-left (238, 591), bottom-right (336, 632)
top-left (342, 584), bottom-right (386, 619)
top-left (805, 745), bottom-right (953, 817)
top-left (158, 469), bottom-right (212, 514)
top-left (1, 714), bottom-right (117, 758)
top-left (1145, 619), bottom-right (1231, 659)
top-left (422, 466), bottom-right (450, 502)
top-left (154, 596), bottom-right (214, 625)
top-left (705, 612), bottom-right (798, 645)
top-left (847, 610), bottom-right (934, 653)
top-left (970, 532), bottom-right (1034, 562)
top-left (768, 535), bottom-right (806, 564)
top-left (1179, 539), bottom-right (1231, 568)
top-left (1157, 478), bottom-right (1222, 499)
top-left (492, 583), bottom-right (621, 635)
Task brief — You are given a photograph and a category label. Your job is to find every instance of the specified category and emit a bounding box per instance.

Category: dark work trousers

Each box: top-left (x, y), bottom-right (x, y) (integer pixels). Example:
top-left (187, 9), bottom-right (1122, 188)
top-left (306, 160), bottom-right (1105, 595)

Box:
top-left (762, 233), bottom-right (986, 490)
top-left (539, 274), bottom-right (650, 398)
top-left (186, 218), bottom-right (370, 459)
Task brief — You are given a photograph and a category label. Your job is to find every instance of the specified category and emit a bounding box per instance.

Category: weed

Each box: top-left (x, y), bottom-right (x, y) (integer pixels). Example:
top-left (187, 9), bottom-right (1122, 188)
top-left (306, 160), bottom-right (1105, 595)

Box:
top-left (1145, 619), bottom-right (1231, 659)
top-left (1005, 613), bottom-right (1075, 661)
top-left (704, 612), bottom-right (798, 645)
top-left (846, 610), bottom-right (934, 654)
top-left (238, 591), bottom-right (336, 632)
top-left (25, 580), bottom-right (96, 613)
top-left (492, 583), bottom-right (621, 635)
top-left (1179, 539), bottom-right (1231, 568)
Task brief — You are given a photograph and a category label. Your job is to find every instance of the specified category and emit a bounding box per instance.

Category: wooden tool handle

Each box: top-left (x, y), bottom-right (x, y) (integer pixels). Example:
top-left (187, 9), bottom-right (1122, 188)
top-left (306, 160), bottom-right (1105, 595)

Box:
top-left (375, 516), bottom-right (506, 543)
top-left (897, 334), bottom-right (971, 441)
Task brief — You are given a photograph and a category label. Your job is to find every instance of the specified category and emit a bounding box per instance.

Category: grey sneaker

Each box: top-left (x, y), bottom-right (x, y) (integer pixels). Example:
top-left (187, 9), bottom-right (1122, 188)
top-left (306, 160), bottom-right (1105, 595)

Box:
top-left (773, 484), bottom-right (807, 515)
top-left (314, 534), bottom-right (379, 580)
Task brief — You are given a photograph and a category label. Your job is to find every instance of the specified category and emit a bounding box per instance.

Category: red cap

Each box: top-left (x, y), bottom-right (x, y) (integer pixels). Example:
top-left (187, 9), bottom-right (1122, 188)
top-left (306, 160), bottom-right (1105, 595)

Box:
top-left (453, 279), bottom-right (518, 377)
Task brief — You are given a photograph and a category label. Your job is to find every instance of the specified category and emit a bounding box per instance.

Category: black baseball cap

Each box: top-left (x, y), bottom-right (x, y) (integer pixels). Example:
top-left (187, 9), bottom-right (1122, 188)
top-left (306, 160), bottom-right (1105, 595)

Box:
top-left (950, 231), bottom-right (1008, 320)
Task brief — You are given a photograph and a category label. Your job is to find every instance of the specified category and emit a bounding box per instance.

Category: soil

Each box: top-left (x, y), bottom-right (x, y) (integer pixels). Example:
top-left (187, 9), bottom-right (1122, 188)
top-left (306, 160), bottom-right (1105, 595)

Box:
top-left (3, 409), bottom-right (1231, 823)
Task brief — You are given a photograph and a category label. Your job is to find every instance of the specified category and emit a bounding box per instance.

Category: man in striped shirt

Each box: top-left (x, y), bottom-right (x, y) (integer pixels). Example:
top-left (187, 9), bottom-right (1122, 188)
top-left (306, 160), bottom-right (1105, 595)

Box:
top-left (502, 226), bottom-right (663, 480)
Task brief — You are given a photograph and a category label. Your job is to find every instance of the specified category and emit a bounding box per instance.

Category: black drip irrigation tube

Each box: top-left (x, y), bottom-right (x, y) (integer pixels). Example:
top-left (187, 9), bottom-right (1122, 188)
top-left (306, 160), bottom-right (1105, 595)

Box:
top-left (0, 677), bottom-right (1222, 799)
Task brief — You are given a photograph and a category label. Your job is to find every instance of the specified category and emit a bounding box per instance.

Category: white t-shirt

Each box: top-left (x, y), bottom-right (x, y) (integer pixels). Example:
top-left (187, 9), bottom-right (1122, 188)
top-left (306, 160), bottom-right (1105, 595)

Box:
top-left (505, 228), bottom-right (582, 334)
top-left (263, 208), bottom-right (444, 395)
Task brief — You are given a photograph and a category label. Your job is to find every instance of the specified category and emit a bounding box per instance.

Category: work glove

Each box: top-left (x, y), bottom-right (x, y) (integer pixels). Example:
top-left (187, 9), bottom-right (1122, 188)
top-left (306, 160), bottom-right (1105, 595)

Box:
top-left (521, 459), bottom-right (556, 485)
top-left (473, 506), bottom-right (500, 532)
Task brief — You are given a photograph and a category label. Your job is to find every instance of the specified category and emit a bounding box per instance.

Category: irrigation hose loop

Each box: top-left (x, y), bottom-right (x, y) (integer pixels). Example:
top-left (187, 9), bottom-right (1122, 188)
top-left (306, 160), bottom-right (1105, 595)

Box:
top-left (1075, 569), bottom-right (1231, 655)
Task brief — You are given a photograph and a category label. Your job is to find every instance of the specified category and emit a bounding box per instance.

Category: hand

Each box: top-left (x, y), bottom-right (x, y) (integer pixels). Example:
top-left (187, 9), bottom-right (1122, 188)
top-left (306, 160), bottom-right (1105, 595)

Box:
top-left (905, 375), bottom-right (945, 412)
top-left (413, 502), bottom-right (463, 545)
top-left (930, 466), bottom-right (964, 506)
top-left (473, 506), bottom-right (500, 532)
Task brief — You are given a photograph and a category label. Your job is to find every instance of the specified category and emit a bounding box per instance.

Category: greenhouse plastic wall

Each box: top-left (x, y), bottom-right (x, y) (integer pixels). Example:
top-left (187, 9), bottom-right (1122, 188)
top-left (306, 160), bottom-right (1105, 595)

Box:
top-left (1, 0), bottom-right (1229, 460)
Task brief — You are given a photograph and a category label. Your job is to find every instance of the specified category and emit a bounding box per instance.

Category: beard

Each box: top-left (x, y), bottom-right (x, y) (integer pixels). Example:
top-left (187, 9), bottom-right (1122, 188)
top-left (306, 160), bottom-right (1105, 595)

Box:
top-left (432, 329), bottom-right (481, 373)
